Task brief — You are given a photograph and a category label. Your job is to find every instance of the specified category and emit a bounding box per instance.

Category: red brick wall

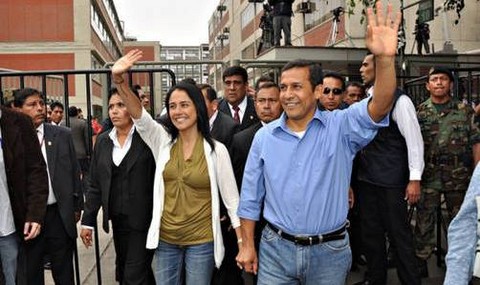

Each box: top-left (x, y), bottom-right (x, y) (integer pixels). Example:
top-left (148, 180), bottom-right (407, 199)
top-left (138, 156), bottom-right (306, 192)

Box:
top-left (0, 0), bottom-right (74, 42)
top-left (0, 53), bottom-right (75, 95)
top-left (124, 46), bottom-right (155, 61)
top-left (304, 15), bottom-right (346, 46)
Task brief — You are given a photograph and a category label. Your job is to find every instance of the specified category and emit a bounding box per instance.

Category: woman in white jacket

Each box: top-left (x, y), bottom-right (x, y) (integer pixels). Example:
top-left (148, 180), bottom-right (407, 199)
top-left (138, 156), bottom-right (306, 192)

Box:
top-left (111, 49), bottom-right (242, 285)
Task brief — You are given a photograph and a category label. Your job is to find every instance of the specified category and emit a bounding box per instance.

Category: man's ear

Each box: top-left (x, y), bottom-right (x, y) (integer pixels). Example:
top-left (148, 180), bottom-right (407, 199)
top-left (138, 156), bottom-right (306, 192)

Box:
top-left (212, 99), bottom-right (219, 111)
top-left (314, 84), bottom-right (323, 100)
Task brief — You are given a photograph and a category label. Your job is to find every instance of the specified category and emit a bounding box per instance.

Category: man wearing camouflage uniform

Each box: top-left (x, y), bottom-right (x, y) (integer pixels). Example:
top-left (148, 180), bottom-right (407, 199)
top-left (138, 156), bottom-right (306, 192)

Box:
top-left (415, 67), bottom-right (480, 276)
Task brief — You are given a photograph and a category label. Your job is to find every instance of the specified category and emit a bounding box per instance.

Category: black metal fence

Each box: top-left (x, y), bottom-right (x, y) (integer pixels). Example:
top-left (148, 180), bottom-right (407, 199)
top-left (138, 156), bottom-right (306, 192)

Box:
top-left (0, 67), bottom-right (176, 285)
top-left (403, 67), bottom-right (480, 108)
top-left (1, 63), bottom-right (479, 284)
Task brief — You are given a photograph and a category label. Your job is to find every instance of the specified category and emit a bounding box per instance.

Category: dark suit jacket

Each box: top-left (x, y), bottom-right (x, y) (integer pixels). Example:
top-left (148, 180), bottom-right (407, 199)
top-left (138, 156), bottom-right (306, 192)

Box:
top-left (218, 96), bottom-right (259, 132)
top-left (44, 123), bottom-right (83, 239)
top-left (0, 107), bottom-right (49, 232)
top-left (211, 111), bottom-right (237, 148)
top-left (61, 117), bottom-right (90, 159)
top-left (82, 130), bottom-right (155, 233)
top-left (229, 122), bottom-right (263, 190)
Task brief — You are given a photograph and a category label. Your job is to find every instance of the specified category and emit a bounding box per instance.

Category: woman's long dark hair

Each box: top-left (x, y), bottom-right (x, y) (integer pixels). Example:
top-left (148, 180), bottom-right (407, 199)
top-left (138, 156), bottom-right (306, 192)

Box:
top-left (163, 82), bottom-right (215, 151)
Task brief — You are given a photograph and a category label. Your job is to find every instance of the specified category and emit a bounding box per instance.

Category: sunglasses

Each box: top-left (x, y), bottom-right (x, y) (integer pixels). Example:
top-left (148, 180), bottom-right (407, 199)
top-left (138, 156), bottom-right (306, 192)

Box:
top-left (323, 87), bottom-right (343, 96)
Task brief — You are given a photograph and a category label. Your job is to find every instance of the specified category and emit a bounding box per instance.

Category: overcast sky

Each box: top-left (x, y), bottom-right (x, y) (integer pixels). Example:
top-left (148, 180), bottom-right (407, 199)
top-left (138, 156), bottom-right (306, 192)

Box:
top-left (113, 0), bottom-right (218, 46)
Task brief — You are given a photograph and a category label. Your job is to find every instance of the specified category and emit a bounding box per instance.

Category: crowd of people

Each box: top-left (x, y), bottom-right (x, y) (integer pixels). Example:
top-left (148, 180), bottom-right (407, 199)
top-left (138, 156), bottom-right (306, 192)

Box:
top-left (1, 3), bottom-right (480, 285)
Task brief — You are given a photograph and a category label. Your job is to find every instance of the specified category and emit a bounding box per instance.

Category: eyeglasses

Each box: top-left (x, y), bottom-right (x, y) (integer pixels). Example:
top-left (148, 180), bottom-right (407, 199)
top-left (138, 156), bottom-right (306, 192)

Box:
top-left (323, 87), bottom-right (343, 96)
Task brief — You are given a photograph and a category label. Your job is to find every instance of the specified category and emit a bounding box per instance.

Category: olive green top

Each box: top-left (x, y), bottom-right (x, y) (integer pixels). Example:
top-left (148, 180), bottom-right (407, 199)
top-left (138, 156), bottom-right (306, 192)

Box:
top-left (160, 136), bottom-right (213, 245)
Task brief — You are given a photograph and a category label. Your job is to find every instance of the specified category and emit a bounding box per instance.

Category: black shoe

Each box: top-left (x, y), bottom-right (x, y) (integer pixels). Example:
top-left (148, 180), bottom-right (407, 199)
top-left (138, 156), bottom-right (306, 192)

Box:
top-left (353, 280), bottom-right (372, 285)
top-left (44, 261), bottom-right (52, 270)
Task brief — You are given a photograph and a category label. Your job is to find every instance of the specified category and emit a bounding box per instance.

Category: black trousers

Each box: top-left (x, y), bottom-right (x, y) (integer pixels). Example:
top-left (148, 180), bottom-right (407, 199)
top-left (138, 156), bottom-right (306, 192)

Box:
top-left (357, 181), bottom-right (420, 285)
top-left (25, 204), bottom-right (74, 285)
top-left (111, 215), bottom-right (155, 285)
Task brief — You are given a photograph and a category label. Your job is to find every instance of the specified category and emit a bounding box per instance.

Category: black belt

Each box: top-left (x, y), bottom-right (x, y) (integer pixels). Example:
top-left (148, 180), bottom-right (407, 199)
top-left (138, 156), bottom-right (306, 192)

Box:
top-left (266, 222), bottom-right (346, 246)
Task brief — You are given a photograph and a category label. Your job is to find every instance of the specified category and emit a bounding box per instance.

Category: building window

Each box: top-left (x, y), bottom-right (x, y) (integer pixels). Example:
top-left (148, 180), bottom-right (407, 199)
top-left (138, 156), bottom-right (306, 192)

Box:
top-left (241, 4), bottom-right (255, 29)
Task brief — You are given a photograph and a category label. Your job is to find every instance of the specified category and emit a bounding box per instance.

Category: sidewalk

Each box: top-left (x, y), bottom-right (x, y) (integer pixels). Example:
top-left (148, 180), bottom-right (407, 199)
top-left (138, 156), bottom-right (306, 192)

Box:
top-left (45, 213), bottom-right (117, 285)
top-left (42, 212), bottom-right (447, 284)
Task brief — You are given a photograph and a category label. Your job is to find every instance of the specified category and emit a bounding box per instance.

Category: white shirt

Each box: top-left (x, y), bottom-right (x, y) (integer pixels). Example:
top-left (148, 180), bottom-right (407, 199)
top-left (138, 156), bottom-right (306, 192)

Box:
top-left (228, 95), bottom-right (247, 123)
top-left (369, 88), bottom-right (424, 180)
top-left (36, 124), bottom-right (57, 205)
top-left (108, 126), bottom-right (135, 166)
top-left (0, 111), bottom-right (16, 236)
top-left (209, 110), bottom-right (219, 131)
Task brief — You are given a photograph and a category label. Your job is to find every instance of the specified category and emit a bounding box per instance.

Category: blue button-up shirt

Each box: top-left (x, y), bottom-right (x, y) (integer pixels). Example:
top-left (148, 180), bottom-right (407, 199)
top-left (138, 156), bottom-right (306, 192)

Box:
top-left (444, 164), bottom-right (480, 285)
top-left (238, 99), bottom-right (388, 235)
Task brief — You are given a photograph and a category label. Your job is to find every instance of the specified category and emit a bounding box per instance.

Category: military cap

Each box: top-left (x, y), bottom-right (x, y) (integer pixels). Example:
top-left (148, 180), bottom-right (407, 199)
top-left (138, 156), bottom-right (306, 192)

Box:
top-left (428, 66), bottom-right (454, 81)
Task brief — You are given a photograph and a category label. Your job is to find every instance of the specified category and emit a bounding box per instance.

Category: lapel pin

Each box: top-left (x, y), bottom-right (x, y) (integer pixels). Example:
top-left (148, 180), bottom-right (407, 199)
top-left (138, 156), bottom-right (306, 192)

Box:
top-left (48, 141), bottom-right (52, 146)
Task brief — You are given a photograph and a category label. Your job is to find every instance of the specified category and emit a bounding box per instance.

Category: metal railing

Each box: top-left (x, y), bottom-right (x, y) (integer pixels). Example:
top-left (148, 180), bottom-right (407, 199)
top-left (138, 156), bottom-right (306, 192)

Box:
top-left (403, 67), bottom-right (480, 107)
top-left (0, 67), bottom-right (176, 285)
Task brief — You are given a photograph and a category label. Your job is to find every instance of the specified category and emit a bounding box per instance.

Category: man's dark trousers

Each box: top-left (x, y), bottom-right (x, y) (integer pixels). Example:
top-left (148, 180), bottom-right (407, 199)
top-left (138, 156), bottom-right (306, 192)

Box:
top-left (357, 181), bottom-right (420, 285)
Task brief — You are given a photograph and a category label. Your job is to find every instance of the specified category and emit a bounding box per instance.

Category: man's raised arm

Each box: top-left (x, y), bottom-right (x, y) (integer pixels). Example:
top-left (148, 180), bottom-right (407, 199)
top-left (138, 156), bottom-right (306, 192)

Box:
top-left (365, 2), bottom-right (402, 122)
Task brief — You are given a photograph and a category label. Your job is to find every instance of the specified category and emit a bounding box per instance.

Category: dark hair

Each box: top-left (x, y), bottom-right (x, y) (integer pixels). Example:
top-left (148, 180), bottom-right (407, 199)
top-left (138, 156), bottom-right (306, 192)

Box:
top-left (256, 81), bottom-right (280, 93)
top-left (364, 52), bottom-right (375, 68)
top-left (281, 60), bottom-right (323, 91)
top-left (255, 75), bottom-right (274, 90)
top-left (68, 106), bottom-right (79, 117)
top-left (13, 88), bottom-right (42, 107)
top-left (180, 77), bottom-right (197, 86)
top-left (107, 87), bottom-right (140, 102)
top-left (346, 81), bottom-right (366, 94)
top-left (198, 84), bottom-right (217, 102)
top-left (222, 66), bottom-right (248, 83)
top-left (163, 82), bottom-right (215, 150)
top-left (323, 71), bottom-right (346, 90)
top-left (133, 84), bottom-right (142, 91)
top-left (50, 101), bottom-right (64, 111)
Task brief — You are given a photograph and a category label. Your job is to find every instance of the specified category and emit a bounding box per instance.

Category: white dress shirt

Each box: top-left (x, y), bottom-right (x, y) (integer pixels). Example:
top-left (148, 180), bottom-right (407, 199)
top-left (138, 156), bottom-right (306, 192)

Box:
top-left (108, 126), bottom-right (135, 166)
top-left (209, 110), bottom-right (219, 131)
top-left (368, 87), bottom-right (424, 180)
top-left (37, 124), bottom-right (57, 205)
top-left (228, 95), bottom-right (247, 123)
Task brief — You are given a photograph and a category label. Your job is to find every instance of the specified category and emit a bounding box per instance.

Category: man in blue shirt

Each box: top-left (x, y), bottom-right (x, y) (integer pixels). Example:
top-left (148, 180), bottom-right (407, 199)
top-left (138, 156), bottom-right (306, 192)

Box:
top-left (236, 3), bottom-right (402, 284)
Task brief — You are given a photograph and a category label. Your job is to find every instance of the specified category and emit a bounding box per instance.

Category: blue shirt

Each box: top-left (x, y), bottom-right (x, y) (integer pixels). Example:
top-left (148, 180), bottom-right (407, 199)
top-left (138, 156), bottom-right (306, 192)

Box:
top-left (237, 99), bottom-right (388, 235)
top-left (444, 164), bottom-right (480, 285)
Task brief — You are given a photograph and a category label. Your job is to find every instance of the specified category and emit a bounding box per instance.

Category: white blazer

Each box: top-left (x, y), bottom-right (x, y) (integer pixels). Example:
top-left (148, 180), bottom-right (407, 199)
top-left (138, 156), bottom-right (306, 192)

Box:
top-left (133, 109), bottom-right (241, 268)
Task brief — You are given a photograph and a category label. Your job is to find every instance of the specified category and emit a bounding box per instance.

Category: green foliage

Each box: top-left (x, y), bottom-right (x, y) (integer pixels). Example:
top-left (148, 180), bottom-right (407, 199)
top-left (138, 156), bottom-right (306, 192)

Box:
top-left (347, 0), bottom-right (377, 24)
top-left (443, 0), bottom-right (465, 25)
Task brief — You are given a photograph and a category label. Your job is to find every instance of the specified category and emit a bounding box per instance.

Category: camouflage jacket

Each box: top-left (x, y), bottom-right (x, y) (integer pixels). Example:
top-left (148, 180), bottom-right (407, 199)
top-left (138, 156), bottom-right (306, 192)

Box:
top-left (417, 97), bottom-right (480, 191)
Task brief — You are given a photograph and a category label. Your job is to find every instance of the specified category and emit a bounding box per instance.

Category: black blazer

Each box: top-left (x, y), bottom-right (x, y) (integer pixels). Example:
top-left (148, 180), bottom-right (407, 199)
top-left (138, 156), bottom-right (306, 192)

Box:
top-left (82, 130), bottom-right (155, 232)
top-left (211, 111), bottom-right (237, 148)
top-left (229, 122), bottom-right (263, 190)
top-left (218, 96), bottom-right (259, 132)
top-left (1, 107), bottom-right (49, 232)
top-left (44, 123), bottom-right (83, 239)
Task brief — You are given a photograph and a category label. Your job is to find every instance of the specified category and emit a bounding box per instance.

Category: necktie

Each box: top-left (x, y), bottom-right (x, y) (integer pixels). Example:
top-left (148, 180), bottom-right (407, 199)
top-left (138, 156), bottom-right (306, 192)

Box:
top-left (233, 105), bottom-right (240, 124)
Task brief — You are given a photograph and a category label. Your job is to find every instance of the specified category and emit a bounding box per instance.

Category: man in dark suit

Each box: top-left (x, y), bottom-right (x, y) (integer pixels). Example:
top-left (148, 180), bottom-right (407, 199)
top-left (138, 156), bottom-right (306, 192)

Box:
top-left (80, 89), bottom-right (155, 284)
top-left (13, 88), bottom-right (82, 285)
top-left (0, 106), bottom-right (48, 285)
top-left (229, 82), bottom-right (282, 285)
top-left (218, 66), bottom-right (259, 132)
top-left (61, 106), bottom-right (90, 181)
top-left (199, 84), bottom-right (237, 148)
